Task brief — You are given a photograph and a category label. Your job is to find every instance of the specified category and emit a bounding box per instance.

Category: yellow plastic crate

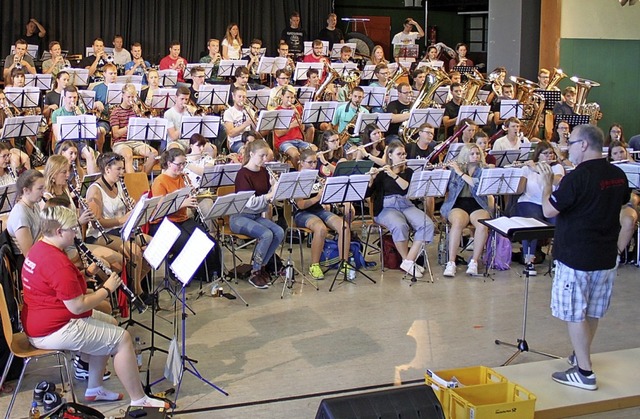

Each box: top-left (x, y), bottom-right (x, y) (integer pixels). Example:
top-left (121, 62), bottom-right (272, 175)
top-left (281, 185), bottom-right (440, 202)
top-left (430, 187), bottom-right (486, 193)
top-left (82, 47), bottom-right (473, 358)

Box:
top-left (448, 381), bottom-right (536, 419)
top-left (425, 366), bottom-right (507, 413)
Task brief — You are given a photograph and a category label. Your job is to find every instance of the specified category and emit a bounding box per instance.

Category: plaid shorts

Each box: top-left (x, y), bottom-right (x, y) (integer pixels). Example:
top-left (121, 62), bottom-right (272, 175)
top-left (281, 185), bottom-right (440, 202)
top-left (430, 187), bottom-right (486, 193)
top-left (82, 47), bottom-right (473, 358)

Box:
top-left (550, 260), bottom-right (616, 322)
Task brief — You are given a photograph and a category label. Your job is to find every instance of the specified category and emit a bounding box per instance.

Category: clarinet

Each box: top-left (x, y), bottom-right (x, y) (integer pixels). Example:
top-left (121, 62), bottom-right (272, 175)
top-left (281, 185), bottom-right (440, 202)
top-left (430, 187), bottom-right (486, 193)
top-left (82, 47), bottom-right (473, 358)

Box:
top-left (119, 178), bottom-right (147, 246)
top-left (70, 160), bottom-right (82, 195)
top-left (67, 180), bottom-right (114, 244)
top-left (74, 238), bottom-right (147, 314)
top-left (182, 174), bottom-right (209, 231)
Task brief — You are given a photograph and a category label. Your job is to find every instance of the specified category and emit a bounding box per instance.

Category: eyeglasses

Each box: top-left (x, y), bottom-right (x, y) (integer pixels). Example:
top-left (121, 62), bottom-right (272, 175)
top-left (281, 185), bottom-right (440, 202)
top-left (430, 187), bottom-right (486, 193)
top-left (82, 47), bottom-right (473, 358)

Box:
top-left (170, 161), bottom-right (187, 167)
top-left (104, 155), bottom-right (124, 166)
top-left (303, 160), bottom-right (316, 165)
top-left (62, 226), bottom-right (79, 234)
top-left (399, 91), bottom-right (412, 95)
top-left (568, 139), bottom-right (584, 146)
top-left (420, 130), bottom-right (434, 135)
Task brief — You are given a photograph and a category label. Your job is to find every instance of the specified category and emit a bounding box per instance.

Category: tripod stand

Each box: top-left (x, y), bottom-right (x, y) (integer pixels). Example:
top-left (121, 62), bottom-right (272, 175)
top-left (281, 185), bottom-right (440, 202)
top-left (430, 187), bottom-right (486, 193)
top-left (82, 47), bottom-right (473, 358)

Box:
top-left (481, 219), bottom-right (560, 365)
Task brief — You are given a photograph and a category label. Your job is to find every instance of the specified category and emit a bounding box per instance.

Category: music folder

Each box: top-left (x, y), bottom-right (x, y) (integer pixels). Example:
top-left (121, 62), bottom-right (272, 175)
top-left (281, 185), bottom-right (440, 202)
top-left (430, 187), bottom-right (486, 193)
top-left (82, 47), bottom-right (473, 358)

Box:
top-left (481, 216), bottom-right (554, 241)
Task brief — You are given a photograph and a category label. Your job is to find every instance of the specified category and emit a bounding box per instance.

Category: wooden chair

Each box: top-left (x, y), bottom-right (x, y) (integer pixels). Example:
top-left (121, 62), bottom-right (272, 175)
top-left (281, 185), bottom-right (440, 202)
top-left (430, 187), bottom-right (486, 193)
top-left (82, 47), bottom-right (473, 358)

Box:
top-left (0, 284), bottom-right (75, 419)
top-left (353, 197), bottom-right (386, 271)
top-left (123, 172), bottom-right (150, 203)
top-left (280, 200), bottom-right (312, 273)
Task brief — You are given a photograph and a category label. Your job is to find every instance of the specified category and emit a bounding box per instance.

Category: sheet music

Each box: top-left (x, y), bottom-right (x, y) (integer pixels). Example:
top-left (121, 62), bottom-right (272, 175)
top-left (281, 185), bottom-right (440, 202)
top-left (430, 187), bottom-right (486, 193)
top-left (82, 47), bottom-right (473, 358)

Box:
top-left (170, 228), bottom-right (214, 286)
top-left (143, 218), bottom-right (181, 270)
top-left (483, 216), bottom-right (550, 237)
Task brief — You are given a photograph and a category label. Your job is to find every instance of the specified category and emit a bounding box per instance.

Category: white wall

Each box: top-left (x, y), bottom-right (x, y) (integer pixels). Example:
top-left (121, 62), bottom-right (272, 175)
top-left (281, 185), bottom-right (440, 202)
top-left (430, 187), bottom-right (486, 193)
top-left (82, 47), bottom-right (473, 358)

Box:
top-left (561, 0), bottom-right (640, 40)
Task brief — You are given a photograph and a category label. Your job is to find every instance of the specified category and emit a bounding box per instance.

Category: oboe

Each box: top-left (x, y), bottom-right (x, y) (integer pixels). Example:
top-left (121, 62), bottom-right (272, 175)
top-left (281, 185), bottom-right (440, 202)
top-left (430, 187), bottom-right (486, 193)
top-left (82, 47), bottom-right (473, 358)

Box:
top-left (74, 238), bottom-right (147, 314)
top-left (119, 178), bottom-right (147, 246)
top-left (67, 180), bottom-right (114, 244)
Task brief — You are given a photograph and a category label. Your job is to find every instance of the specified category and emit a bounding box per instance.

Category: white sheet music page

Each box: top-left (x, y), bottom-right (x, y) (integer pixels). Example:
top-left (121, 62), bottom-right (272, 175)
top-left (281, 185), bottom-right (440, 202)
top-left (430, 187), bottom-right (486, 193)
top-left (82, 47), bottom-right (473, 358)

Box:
top-left (143, 218), bottom-right (181, 270)
top-left (170, 228), bottom-right (214, 286)
top-left (485, 216), bottom-right (548, 236)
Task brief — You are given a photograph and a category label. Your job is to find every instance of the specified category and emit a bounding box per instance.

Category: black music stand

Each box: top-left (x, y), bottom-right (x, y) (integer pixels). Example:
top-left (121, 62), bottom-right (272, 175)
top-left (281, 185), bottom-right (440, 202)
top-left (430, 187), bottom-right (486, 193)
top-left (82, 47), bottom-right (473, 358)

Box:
top-left (293, 63), bottom-right (323, 82)
top-left (256, 109), bottom-right (293, 132)
top-left (25, 74), bottom-right (53, 90)
top-left (481, 217), bottom-right (560, 365)
top-left (0, 184), bottom-right (17, 216)
top-left (1, 116), bottom-right (41, 141)
top-left (201, 190), bottom-right (253, 305)
top-left (321, 174), bottom-right (376, 291)
top-left (4, 87), bottom-right (41, 109)
top-left (78, 90), bottom-right (96, 110)
top-left (246, 89), bottom-right (270, 110)
top-left (452, 65), bottom-right (477, 75)
top-left (127, 117), bottom-right (168, 145)
top-left (180, 115), bottom-right (220, 140)
top-left (333, 160), bottom-right (374, 177)
top-left (106, 83), bottom-right (126, 107)
top-left (66, 68), bottom-right (90, 87)
top-left (293, 87), bottom-right (315, 104)
top-left (535, 90), bottom-right (562, 111)
top-left (302, 102), bottom-right (338, 125)
top-left (157, 70), bottom-right (178, 87)
top-left (198, 84), bottom-right (230, 109)
top-left (459, 105), bottom-right (491, 126)
top-left (79, 174), bottom-right (101, 197)
top-left (433, 87), bottom-right (449, 106)
top-left (151, 89), bottom-right (178, 113)
top-left (407, 168), bottom-right (452, 284)
top-left (360, 86), bottom-right (386, 108)
top-left (218, 60), bottom-right (248, 77)
top-left (443, 143), bottom-right (465, 164)
top-left (354, 113), bottom-right (392, 136)
top-left (271, 170), bottom-right (320, 297)
top-left (499, 100), bottom-right (523, 120)
top-left (360, 65), bottom-right (376, 81)
top-left (553, 114), bottom-right (589, 130)
top-left (199, 163), bottom-right (242, 190)
top-left (406, 109), bottom-right (445, 133)
top-left (489, 150), bottom-right (523, 167)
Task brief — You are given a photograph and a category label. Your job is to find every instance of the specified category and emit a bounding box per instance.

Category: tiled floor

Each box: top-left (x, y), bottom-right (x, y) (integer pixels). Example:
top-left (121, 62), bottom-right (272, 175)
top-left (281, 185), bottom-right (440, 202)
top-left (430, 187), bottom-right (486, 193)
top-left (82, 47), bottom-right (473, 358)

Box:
top-left (2, 244), bottom-right (639, 418)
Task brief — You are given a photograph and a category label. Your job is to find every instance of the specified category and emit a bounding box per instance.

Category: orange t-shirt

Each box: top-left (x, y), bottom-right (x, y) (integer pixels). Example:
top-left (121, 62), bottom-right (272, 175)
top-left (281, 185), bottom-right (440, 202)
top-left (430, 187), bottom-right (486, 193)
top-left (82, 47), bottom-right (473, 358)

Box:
top-left (151, 173), bottom-right (189, 223)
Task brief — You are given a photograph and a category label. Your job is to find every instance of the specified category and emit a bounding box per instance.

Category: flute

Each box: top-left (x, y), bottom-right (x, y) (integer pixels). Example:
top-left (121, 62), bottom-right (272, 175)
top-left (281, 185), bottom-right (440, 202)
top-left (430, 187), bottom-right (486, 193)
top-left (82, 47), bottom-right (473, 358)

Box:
top-left (75, 238), bottom-right (147, 314)
top-left (345, 138), bottom-right (385, 155)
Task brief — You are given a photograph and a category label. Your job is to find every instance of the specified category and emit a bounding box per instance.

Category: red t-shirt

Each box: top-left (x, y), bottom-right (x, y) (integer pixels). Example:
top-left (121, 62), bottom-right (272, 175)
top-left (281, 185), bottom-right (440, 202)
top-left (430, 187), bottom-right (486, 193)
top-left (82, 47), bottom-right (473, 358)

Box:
top-left (158, 55), bottom-right (186, 82)
top-left (273, 105), bottom-right (304, 150)
top-left (21, 241), bottom-right (90, 337)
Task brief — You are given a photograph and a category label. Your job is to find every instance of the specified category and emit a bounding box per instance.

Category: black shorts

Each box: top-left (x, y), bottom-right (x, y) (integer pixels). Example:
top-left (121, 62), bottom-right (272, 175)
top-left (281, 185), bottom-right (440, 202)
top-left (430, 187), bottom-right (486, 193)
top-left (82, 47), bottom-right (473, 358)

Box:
top-left (452, 197), bottom-right (482, 215)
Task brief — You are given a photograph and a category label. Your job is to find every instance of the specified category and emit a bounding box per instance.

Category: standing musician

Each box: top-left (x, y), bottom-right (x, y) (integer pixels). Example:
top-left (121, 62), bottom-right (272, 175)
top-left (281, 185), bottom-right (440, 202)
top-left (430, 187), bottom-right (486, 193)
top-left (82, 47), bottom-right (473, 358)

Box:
top-left (199, 39), bottom-right (224, 84)
top-left (3, 39), bottom-right (36, 81)
top-left (491, 117), bottom-right (530, 151)
top-left (385, 82), bottom-right (413, 143)
top-left (85, 153), bottom-right (151, 296)
top-left (368, 141), bottom-right (435, 278)
top-left (442, 82), bottom-right (464, 138)
top-left (280, 11), bottom-right (307, 57)
top-left (242, 39), bottom-right (267, 89)
top-left (440, 143), bottom-right (493, 277)
top-left (159, 40), bottom-right (187, 83)
top-left (294, 148), bottom-right (350, 280)
top-left (448, 42), bottom-right (474, 70)
top-left (230, 139), bottom-right (284, 289)
top-left (78, 38), bottom-right (109, 82)
top-left (332, 86), bottom-right (368, 141)
top-left (42, 41), bottom-right (71, 76)
top-left (515, 141), bottom-right (565, 276)
top-left (222, 23), bottom-right (243, 60)
top-left (391, 18), bottom-right (425, 48)
top-left (20, 206), bottom-right (169, 409)
top-left (50, 86), bottom-right (98, 174)
top-left (7, 170), bottom-right (45, 265)
top-left (273, 86), bottom-right (312, 168)
top-left (124, 43), bottom-right (151, 83)
top-left (223, 87), bottom-right (257, 153)
top-left (607, 140), bottom-right (638, 261)
top-left (109, 84), bottom-right (158, 174)
top-left (317, 13), bottom-right (345, 50)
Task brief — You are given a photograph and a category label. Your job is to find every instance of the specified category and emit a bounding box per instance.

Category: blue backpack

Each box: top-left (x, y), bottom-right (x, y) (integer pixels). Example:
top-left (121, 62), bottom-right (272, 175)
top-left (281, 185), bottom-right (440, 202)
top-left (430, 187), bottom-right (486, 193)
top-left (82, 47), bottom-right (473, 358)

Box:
top-left (320, 239), bottom-right (376, 270)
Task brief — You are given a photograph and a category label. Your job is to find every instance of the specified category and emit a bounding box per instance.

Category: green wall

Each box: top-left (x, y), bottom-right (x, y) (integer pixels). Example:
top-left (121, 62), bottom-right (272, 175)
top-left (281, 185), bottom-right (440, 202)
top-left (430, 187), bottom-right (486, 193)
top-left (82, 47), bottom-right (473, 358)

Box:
top-left (559, 38), bottom-right (640, 137)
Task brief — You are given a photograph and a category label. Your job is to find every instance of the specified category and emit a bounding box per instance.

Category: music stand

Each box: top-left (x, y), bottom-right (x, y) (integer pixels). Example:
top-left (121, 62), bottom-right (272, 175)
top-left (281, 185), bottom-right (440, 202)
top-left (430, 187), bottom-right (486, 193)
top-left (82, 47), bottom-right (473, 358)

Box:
top-left (489, 150), bottom-right (523, 167)
top-left (106, 83), bottom-right (126, 106)
top-left (443, 143), bottom-right (465, 163)
top-left (499, 100), bottom-right (523, 119)
top-left (4, 87), bottom-right (40, 109)
top-left (151, 88), bottom-right (177, 112)
top-left (202, 190), bottom-right (254, 305)
top-left (330, 43), bottom-right (357, 59)
top-left (184, 63), bottom-right (214, 80)
top-left (197, 84), bottom-right (229, 109)
top-left (481, 216), bottom-right (559, 365)
top-left (333, 160), bottom-right (374, 177)
top-left (293, 87), bottom-right (315, 104)
top-left (25, 74), bottom-right (53, 90)
top-left (330, 62), bottom-right (358, 78)
top-left (199, 163), bottom-right (242, 190)
top-left (535, 90), bottom-right (562, 111)
top-left (218, 60), bottom-right (248, 77)
top-left (246, 89), bottom-right (270, 110)
top-left (57, 115), bottom-right (98, 144)
top-left (303, 41), bottom-right (328, 56)
top-left (354, 113), bottom-right (392, 135)
top-left (180, 116), bottom-right (220, 140)
top-left (416, 60), bottom-right (444, 70)
top-left (433, 87), bottom-right (449, 106)
top-left (406, 109), bottom-right (444, 132)
top-left (271, 171), bottom-right (320, 296)
top-left (157, 70), bottom-right (178, 87)
top-left (264, 162), bottom-right (290, 176)
top-left (66, 68), bottom-right (90, 86)
top-left (0, 184), bottom-right (17, 216)
top-left (452, 65), bottom-right (477, 75)
top-left (301, 101), bottom-right (338, 124)
top-left (256, 109), bottom-right (293, 132)
top-left (459, 105), bottom-right (491, 125)
top-left (293, 63), bottom-right (323, 81)
top-left (407, 169), bottom-right (452, 283)
top-left (393, 44), bottom-right (419, 62)
top-left (617, 163), bottom-right (640, 189)
top-left (553, 114), bottom-right (589, 130)
top-left (79, 174), bottom-right (101, 197)
top-left (256, 57), bottom-right (277, 76)
top-left (320, 174), bottom-right (375, 290)
top-left (1, 116), bottom-right (41, 140)
top-left (116, 75), bottom-right (143, 85)
top-left (361, 65), bottom-right (376, 81)
top-left (78, 90), bottom-right (96, 110)
top-left (360, 86), bottom-right (386, 108)
top-left (127, 117), bottom-right (169, 149)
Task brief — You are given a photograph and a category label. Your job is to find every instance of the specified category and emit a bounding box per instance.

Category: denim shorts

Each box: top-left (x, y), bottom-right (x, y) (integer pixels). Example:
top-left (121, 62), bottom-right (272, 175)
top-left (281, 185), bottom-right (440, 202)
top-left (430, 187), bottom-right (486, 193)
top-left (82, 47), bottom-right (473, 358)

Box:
top-left (294, 208), bottom-right (338, 228)
top-left (279, 139), bottom-right (311, 154)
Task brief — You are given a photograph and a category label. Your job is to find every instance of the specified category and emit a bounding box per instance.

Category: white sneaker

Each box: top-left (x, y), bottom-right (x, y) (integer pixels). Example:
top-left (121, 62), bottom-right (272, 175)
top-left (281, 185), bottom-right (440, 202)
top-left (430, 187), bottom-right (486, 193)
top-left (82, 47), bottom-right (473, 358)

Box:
top-left (400, 259), bottom-right (423, 278)
top-left (466, 259), bottom-right (478, 276)
top-left (414, 263), bottom-right (425, 275)
top-left (443, 261), bottom-right (456, 277)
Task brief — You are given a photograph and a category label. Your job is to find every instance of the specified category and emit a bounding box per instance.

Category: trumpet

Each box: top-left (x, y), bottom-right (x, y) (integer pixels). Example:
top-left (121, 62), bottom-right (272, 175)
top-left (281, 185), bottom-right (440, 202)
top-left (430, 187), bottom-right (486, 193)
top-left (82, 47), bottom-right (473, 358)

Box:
top-left (73, 105), bottom-right (83, 116)
top-left (67, 180), bottom-right (114, 245)
top-left (133, 93), bottom-right (152, 117)
top-left (74, 238), bottom-right (147, 314)
top-left (312, 175), bottom-right (326, 192)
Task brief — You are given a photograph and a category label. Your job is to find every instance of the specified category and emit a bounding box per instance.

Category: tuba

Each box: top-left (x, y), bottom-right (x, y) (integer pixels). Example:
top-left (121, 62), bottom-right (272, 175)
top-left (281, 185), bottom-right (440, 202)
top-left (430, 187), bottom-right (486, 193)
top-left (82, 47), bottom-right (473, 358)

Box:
top-left (509, 76), bottom-right (546, 139)
top-left (313, 62), bottom-right (341, 102)
top-left (342, 69), bottom-right (362, 99)
top-left (400, 67), bottom-right (451, 143)
top-left (571, 76), bottom-right (601, 124)
top-left (546, 68), bottom-right (567, 91)
top-left (461, 68), bottom-right (486, 105)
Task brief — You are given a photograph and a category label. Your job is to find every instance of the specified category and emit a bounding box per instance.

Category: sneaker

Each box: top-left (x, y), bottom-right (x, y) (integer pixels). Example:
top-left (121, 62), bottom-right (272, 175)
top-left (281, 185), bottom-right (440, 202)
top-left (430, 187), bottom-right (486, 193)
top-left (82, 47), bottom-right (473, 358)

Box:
top-left (443, 262), bottom-right (456, 277)
top-left (84, 386), bottom-right (124, 401)
top-left (567, 352), bottom-right (577, 367)
top-left (525, 263), bottom-right (537, 276)
top-left (33, 381), bottom-right (56, 404)
top-left (131, 395), bottom-right (171, 409)
top-left (414, 263), bottom-right (425, 275)
top-left (74, 356), bottom-right (112, 381)
top-left (400, 259), bottom-right (423, 278)
top-left (308, 263), bottom-right (324, 280)
top-left (551, 366), bottom-right (597, 390)
top-left (248, 271), bottom-right (269, 289)
top-left (466, 259), bottom-right (478, 276)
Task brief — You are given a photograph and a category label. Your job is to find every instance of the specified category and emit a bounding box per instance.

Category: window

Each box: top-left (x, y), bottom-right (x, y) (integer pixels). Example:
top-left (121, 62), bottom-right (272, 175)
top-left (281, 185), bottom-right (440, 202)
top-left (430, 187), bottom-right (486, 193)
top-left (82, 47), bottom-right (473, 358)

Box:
top-left (465, 15), bottom-right (487, 53)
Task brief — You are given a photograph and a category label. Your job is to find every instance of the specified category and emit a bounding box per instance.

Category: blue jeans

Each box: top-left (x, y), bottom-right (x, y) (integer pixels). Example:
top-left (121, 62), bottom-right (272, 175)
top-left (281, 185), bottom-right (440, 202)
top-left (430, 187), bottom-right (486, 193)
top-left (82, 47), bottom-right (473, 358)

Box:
top-left (229, 213), bottom-right (284, 271)
top-left (515, 201), bottom-right (556, 261)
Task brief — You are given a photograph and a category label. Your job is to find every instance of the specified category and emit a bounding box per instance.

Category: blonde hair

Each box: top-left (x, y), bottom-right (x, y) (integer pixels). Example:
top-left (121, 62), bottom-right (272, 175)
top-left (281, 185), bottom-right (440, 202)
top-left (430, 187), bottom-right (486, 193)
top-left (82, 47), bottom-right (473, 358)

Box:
top-left (44, 155), bottom-right (70, 194)
top-left (40, 205), bottom-right (78, 236)
top-left (242, 138), bottom-right (270, 165)
top-left (456, 143), bottom-right (485, 171)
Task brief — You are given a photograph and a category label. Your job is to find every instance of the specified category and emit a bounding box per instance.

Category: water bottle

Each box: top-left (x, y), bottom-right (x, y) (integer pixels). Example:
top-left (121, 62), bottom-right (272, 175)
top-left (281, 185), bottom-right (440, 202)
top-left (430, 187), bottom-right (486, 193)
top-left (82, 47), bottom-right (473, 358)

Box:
top-left (210, 271), bottom-right (220, 296)
top-left (285, 262), bottom-right (294, 282)
top-left (348, 257), bottom-right (356, 280)
top-left (29, 401), bottom-right (40, 419)
top-left (134, 337), bottom-right (143, 369)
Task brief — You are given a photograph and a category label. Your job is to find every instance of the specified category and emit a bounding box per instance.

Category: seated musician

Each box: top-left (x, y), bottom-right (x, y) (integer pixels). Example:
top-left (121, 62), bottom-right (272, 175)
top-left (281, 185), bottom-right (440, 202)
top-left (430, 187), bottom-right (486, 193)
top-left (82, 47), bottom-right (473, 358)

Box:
top-left (124, 43), bottom-right (151, 83)
top-left (139, 69), bottom-right (162, 107)
top-left (294, 148), bottom-right (351, 280)
top-left (21, 206), bottom-right (168, 408)
top-left (77, 38), bottom-right (109, 83)
top-left (604, 123), bottom-right (625, 147)
top-left (448, 42), bottom-right (474, 71)
top-left (333, 45), bottom-right (353, 64)
top-left (223, 87), bottom-right (257, 153)
top-left (275, 42), bottom-right (296, 80)
top-left (3, 39), bottom-right (36, 81)
top-left (0, 90), bottom-right (31, 171)
top-left (230, 139), bottom-right (284, 289)
top-left (441, 144), bottom-right (493, 277)
top-left (0, 144), bottom-right (17, 186)
top-left (165, 85), bottom-right (215, 153)
top-left (85, 153), bottom-right (151, 296)
top-left (420, 45), bottom-right (438, 65)
top-left (305, 68), bottom-right (321, 90)
top-left (273, 86), bottom-right (312, 168)
top-left (51, 86), bottom-right (98, 174)
top-left (474, 130), bottom-right (496, 167)
top-left (442, 82), bottom-right (463, 137)
top-left (385, 82), bottom-right (414, 143)
top-left (491, 117), bottom-right (530, 151)
top-left (199, 39), bottom-right (224, 84)
top-left (91, 62), bottom-right (120, 152)
top-left (242, 39), bottom-right (267, 89)
top-left (455, 118), bottom-right (478, 144)
top-left (367, 45), bottom-right (389, 66)
top-left (316, 129), bottom-right (344, 176)
top-left (43, 71), bottom-right (70, 122)
top-left (7, 170), bottom-right (45, 266)
top-left (412, 68), bottom-right (426, 91)
top-left (368, 140), bottom-right (435, 278)
top-left (267, 69), bottom-right (291, 110)
top-left (42, 41), bottom-right (71, 76)
top-left (228, 67), bottom-right (250, 106)
top-left (303, 39), bottom-right (328, 64)
top-left (110, 83), bottom-right (158, 174)
top-left (348, 123), bottom-right (386, 167)
top-left (369, 64), bottom-right (390, 88)
top-left (607, 140), bottom-right (639, 262)
top-left (515, 141), bottom-right (565, 276)
top-left (552, 86), bottom-right (577, 116)
top-left (332, 86), bottom-right (369, 144)
top-left (406, 123), bottom-right (436, 159)
top-left (150, 149), bottom-right (221, 280)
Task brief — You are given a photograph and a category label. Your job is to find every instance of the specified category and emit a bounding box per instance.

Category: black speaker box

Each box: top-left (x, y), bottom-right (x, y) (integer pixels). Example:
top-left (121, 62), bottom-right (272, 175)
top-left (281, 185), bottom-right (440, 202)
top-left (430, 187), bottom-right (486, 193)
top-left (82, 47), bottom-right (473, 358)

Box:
top-left (315, 384), bottom-right (446, 419)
